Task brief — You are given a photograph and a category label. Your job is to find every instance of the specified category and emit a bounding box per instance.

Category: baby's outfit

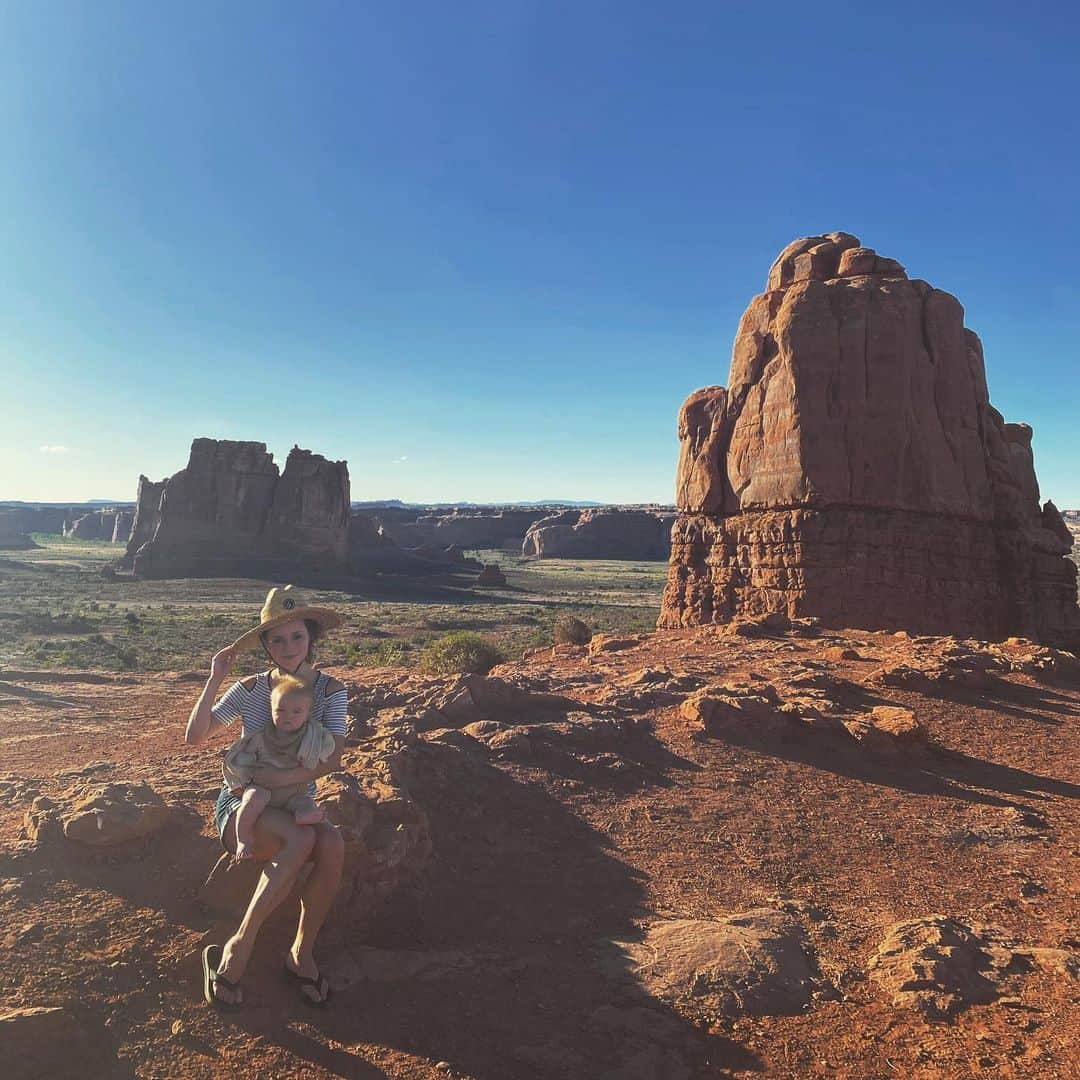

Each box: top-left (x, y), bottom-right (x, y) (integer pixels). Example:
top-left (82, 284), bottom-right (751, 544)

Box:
top-left (223, 716), bottom-right (336, 816)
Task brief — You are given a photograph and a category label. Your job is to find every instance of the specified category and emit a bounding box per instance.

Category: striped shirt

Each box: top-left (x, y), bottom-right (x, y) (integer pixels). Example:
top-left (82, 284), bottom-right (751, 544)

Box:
top-left (212, 670), bottom-right (348, 813)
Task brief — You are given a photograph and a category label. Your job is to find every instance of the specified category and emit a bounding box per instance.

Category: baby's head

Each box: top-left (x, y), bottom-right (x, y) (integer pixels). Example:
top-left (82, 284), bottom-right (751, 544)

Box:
top-left (271, 674), bottom-right (313, 734)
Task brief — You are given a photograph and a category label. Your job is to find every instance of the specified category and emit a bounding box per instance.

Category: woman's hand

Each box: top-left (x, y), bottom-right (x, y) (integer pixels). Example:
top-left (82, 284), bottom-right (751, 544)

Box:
top-left (211, 645), bottom-right (236, 682)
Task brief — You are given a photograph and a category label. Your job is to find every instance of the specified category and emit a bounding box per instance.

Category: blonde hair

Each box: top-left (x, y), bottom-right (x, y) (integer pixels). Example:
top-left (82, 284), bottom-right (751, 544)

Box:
top-left (271, 673), bottom-right (313, 707)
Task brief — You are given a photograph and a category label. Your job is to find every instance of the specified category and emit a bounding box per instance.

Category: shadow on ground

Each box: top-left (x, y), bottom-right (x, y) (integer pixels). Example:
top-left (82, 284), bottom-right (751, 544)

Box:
top-left (223, 742), bottom-right (760, 1078)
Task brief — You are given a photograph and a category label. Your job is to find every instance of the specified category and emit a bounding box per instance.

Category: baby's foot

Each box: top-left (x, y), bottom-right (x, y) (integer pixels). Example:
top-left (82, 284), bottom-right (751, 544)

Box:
top-left (293, 805), bottom-right (325, 826)
top-left (234, 839), bottom-right (255, 861)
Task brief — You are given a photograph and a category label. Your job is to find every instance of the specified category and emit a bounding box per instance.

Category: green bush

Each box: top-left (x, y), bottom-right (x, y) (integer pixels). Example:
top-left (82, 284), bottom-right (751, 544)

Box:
top-left (420, 631), bottom-right (506, 676)
top-left (553, 614), bottom-right (592, 646)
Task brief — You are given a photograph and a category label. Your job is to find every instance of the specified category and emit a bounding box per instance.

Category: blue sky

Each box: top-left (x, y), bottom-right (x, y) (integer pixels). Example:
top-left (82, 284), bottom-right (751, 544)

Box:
top-left (2, 1), bottom-right (1077, 505)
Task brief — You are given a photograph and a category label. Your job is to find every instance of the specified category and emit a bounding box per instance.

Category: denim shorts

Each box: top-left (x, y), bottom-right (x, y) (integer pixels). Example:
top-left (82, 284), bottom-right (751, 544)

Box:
top-left (213, 786), bottom-right (239, 848)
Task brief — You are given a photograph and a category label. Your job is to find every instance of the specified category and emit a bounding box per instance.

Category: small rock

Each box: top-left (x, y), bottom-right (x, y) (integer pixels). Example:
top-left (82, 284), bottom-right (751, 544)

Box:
top-left (823, 646), bottom-right (860, 661)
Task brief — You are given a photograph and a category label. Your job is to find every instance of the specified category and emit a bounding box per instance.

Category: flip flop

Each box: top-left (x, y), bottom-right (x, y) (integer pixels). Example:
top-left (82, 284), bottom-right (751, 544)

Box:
top-left (202, 944), bottom-right (243, 1011)
top-left (282, 957), bottom-right (332, 1008)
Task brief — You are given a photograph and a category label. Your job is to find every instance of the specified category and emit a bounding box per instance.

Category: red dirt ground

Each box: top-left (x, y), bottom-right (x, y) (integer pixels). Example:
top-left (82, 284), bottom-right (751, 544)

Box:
top-left (1, 626), bottom-right (1077, 1078)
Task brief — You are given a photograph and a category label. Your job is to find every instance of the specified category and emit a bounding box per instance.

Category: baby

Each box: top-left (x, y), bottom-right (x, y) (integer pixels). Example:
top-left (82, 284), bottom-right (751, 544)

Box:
top-left (223, 674), bottom-right (337, 860)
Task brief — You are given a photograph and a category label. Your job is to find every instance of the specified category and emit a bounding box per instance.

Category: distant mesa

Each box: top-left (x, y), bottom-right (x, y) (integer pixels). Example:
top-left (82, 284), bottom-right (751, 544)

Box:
top-left (377, 507), bottom-right (550, 551)
top-left (0, 505), bottom-right (132, 550)
top-left (64, 508), bottom-right (132, 543)
top-left (523, 508), bottom-right (675, 560)
top-left (659, 231), bottom-right (1079, 649)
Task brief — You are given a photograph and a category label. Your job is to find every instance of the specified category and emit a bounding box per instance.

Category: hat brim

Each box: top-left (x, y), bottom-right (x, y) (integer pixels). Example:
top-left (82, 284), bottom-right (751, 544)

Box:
top-left (231, 607), bottom-right (344, 654)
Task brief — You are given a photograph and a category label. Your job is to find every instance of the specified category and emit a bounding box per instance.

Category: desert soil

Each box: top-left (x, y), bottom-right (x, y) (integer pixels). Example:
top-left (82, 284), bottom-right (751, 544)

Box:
top-left (1, 615), bottom-right (1078, 1079)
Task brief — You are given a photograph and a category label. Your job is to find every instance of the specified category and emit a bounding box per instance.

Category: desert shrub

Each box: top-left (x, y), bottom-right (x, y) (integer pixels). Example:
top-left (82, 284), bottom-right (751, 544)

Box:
top-left (420, 631), bottom-right (506, 676)
top-left (364, 641), bottom-right (413, 667)
top-left (23, 613), bottom-right (98, 635)
top-left (116, 646), bottom-right (138, 670)
top-left (553, 614), bottom-right (592, 646)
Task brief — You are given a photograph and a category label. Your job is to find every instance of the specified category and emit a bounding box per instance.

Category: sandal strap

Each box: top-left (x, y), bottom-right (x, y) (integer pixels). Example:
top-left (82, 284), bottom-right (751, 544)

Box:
top-left (211, 969), bottom-right (241, 991)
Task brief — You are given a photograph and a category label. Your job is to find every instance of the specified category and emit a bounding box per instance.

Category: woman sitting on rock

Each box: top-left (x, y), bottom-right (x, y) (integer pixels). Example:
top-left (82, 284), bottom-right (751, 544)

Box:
top-left (186, 585), bottom-right (348, 1009)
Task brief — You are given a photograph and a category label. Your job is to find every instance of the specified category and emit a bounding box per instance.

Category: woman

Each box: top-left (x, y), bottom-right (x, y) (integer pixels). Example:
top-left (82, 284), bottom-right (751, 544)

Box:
top-left (186, 585), bottom-right (348, 1009)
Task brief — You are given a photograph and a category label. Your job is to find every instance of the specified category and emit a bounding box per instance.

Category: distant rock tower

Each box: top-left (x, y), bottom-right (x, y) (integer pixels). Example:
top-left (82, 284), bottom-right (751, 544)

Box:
top-left (658, 232), bottom-right (1079, 649)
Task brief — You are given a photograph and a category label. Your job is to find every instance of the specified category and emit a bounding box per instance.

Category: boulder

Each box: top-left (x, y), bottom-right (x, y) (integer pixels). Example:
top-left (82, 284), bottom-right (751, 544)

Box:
top-left (610, 908), bottom-right (815, 1016)
top-left (23, 782), bottom-right (173, 846)
top-left (868, 915), bottom-right (1079, 1018)
top-left (475, 563), bottom-right (507, 586)
top-left (660, 233), bottom-right (1080, 651)
top-left (588, 634), bottom-right (644, 656)
top-left (842, 706), bottom-right (926, 754)
top-left (680, 684), bottom-right (792, 737)
top-left (1, 1005), bottom-right (129, 1079)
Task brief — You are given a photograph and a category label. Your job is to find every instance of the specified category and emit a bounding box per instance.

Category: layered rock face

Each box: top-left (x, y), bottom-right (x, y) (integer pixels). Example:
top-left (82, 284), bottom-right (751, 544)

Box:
top-left (660, 233), bottom-right (1079, 648)
top-left (523, 508), bottom-right (674, 559)
top-left (128, 439), bottom-right (350, 578)
top-left (0, 510), bottom-right (37, 550)
top-left (65, 509), bottom-right (120, 541)
top-left (382, 509), bottom-right (548, 550)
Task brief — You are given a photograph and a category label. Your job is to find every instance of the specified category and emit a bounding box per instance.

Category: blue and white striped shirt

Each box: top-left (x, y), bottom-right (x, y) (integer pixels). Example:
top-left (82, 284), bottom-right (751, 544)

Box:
top-left (212, 670), bottom-right (348, 811)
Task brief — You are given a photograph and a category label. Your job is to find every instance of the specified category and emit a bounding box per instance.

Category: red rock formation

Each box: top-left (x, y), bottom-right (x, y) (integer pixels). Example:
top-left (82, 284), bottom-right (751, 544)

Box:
top-left (266, 445), bottom-right (350, 562)
top-left (129, 439), bottom-right (350, 578)
top-left (523, 508), bottom-right (674, 559)
top-left (660, 233), bottom-right (1079, 649)
top-left (123, 476), bottom-right (167, 566)
top-left (383, 508), bottom-right (548, 550)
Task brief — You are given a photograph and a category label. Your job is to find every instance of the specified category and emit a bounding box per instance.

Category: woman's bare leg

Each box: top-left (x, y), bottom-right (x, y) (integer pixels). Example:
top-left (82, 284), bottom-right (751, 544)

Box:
top-left (214, 807), bottom-right (315, 1002)
top-left (234, 786), bottom-right (271, 860)
top-left (287, 821), bottom-right (345, 1002)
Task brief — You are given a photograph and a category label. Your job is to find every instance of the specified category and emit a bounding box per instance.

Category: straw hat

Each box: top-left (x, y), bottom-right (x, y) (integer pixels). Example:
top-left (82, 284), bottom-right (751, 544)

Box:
top-left (231, 585), bottom-right (343, 654)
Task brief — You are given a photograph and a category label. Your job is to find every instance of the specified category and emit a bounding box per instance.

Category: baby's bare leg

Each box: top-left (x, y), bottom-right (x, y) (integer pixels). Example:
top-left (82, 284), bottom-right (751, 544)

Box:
top-left (286, 794), bottom-right (325, 826)
top-left (234, 786), bottom-right (272, 860)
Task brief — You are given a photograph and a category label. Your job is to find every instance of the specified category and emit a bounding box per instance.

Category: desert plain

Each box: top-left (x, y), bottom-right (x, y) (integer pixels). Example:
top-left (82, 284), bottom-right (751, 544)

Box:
top-left (1, 533), bottom-right (1077, 1079)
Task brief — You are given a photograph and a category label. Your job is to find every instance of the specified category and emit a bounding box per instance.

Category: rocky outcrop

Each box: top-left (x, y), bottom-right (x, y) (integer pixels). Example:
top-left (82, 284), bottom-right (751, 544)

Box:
top-left (475, 563), bottom-right (507, 586)
top-left (610, 908), bottom-right (816, 1017)
top-left (122, 476), bottom-right (166, 566)
top-left (869, 916), bottom-right (1079, 1018)
top-left (65, 509), bottom-right (118, 541)
top-left (127, 439), bottom-right (350, 578)
top-left (382, 508), bottom-right (548, 550)
top-left (660, 232), bottom-right (1080, 649)
top-left (0, 506), bottom-right (71, 535)
top-left (23, 781), bottom-right (173, 846)
top-left (523, 508), bottom-right (674, 559)
top-left (111, 510), bottom-right (133, 544)
top-left (0, 510), bottom-right (38, 550)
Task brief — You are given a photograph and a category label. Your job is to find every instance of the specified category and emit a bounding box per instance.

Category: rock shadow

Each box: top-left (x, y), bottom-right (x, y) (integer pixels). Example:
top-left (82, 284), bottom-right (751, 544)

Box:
top-left (923, 677), bottom-right (1080, 725)
top-left (228, 741), bottom-right (760, 1078)
top-left (702, 725), bottom-right (1078, 810)
top-left (26, 820), bottom-right (227, 930)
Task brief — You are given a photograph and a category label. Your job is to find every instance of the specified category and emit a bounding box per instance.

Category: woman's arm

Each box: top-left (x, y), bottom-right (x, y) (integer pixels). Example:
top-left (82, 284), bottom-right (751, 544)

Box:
top-left (185, 646), bottom-right (237, 745)
top-left (249, 734), bottom-right (346, 789)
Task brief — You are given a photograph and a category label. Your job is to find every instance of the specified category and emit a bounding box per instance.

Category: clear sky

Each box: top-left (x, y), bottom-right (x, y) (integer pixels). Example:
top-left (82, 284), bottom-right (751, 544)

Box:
top-left (2, 2), bottom-right (1077, 506)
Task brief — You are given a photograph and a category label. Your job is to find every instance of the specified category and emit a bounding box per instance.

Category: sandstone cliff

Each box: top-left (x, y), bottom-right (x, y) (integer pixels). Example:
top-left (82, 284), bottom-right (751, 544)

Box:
top-left (127, 439), bottom-right (350, 578)
top-left (523, 508), bottom-right (674, 560)
top-left (660, 233), bottom-right (1079, 649)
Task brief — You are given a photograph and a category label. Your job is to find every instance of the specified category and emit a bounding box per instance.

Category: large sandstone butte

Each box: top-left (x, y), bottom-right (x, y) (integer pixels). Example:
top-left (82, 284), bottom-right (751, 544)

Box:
top-left (125, 438), bottom-right (350, 578)
top-left (659, 232), bottom-right (1079, 649)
